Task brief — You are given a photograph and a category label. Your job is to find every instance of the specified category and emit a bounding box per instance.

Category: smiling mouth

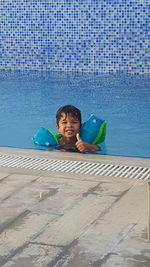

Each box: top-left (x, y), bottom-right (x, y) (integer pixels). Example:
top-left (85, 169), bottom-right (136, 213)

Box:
top-left (65, 130), bottom-right (74, 134)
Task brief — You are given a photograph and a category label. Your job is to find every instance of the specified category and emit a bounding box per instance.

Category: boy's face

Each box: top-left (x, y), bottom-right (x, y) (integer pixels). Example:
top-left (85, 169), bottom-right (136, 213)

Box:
top-left (56, 113), bottom-right (81, 139)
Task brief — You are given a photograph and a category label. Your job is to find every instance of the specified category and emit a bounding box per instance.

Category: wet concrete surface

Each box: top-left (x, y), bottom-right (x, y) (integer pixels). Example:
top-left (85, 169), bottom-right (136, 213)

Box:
top-left (0, 147), bottom-right (150, 267)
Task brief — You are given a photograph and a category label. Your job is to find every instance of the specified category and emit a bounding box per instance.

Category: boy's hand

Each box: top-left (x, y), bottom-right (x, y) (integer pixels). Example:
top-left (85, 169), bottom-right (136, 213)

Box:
top-left (75, 133), bottom-right (88, 152)
top-left (76, 133), bottom-right (100, 152)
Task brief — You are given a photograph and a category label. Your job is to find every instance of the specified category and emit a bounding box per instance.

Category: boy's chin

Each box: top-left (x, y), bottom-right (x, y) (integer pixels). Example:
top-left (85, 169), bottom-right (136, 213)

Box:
top-left (64, 135), bottom-right (76, 139)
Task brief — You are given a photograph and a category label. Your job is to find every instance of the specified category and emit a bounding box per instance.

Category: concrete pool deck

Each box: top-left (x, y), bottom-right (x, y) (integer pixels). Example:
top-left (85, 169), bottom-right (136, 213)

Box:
top-left (0, 147), bottom-right (150, 267)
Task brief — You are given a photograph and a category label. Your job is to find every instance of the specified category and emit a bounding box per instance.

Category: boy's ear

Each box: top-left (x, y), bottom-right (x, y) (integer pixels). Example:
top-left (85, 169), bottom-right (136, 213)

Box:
top-left (56, 124), bottom-right (59, 130)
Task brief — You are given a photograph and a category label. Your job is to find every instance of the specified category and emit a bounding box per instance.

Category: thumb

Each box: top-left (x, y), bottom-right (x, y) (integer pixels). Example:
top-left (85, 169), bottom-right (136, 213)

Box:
top-left (76, 133), bottom-right (82, 141)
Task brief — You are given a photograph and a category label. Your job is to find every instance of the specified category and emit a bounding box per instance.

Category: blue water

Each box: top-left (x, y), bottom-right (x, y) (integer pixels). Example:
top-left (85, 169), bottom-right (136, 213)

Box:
top-left (0, 70), bottom-right (149, 158)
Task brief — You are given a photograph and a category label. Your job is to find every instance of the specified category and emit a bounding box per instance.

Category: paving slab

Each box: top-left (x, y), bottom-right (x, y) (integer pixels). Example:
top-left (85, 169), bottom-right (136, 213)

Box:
top-left (0, 147), bottom-right (150, 267)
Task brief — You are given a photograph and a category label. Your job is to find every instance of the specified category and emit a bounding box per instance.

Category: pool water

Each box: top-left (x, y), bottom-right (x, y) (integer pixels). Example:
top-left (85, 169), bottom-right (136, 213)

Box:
top-left (0, 70), bottom-right (149, 158)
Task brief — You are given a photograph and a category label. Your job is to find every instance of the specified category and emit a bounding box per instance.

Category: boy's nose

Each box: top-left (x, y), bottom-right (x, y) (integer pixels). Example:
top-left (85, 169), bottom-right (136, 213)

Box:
top-left (66, 122), bottom-right (72, 127)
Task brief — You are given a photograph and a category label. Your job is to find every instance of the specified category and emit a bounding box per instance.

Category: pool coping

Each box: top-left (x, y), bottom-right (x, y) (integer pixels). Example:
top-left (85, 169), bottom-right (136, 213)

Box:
top-left (0, 146), bottom-right (149, 169)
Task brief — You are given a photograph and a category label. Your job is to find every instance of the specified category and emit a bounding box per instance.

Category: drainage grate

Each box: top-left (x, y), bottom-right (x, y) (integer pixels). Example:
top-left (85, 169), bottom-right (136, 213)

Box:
top-left (0, 154), bottom-right (149, 180)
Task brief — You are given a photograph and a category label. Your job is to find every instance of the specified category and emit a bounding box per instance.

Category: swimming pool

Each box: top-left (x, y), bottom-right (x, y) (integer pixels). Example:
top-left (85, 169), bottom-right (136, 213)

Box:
top-left (0, 70), bottom-right (149, 158)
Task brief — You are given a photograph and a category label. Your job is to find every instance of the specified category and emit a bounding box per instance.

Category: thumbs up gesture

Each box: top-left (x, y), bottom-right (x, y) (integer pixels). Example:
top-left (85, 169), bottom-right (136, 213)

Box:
top-left (76, 133), bottom-right (82, 142)
top-left (76, 133), bottom-right (100, 152)
top-left (75, 133), bottom-right (89, 152)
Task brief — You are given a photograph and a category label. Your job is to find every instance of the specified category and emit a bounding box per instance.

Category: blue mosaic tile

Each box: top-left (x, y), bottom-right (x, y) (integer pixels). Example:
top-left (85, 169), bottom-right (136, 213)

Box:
top-left (0, 0), bottom-right (149, 74)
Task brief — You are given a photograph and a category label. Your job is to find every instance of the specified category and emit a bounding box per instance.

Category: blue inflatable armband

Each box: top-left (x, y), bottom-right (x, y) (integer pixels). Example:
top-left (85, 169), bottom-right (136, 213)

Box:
top-left (80, 114), bottom-right (107, 144)
top-left (32, 128), bottom-right (58, 147)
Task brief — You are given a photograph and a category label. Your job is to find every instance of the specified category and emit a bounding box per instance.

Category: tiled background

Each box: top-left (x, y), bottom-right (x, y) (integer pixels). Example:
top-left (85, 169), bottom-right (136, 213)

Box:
top-left (0, 0), bottom-right (149, 74)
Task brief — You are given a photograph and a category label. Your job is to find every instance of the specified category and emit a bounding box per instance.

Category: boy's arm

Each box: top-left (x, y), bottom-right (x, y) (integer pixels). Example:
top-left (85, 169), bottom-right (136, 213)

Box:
top-left (75, 134), bottom-right (101, 152)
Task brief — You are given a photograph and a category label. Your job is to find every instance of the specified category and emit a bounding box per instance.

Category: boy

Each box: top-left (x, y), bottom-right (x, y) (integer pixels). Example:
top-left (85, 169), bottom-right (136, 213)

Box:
top-left (56, 105), bottom-right (100, 152)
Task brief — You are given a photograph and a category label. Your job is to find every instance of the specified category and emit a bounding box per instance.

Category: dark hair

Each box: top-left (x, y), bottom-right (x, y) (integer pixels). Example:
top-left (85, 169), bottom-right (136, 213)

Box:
top-left (56, 105), bottom-right (81, 126)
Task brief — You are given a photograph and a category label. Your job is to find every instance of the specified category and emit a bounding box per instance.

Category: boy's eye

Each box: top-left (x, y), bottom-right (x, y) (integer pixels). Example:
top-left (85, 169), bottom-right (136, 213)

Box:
top-left (61, 120), bottom-right (79, 124)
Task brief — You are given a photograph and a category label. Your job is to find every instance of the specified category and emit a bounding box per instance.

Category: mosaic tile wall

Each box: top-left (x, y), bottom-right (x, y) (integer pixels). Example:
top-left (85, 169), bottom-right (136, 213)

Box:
top-left (0, 0), bottom-right (149, 74)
